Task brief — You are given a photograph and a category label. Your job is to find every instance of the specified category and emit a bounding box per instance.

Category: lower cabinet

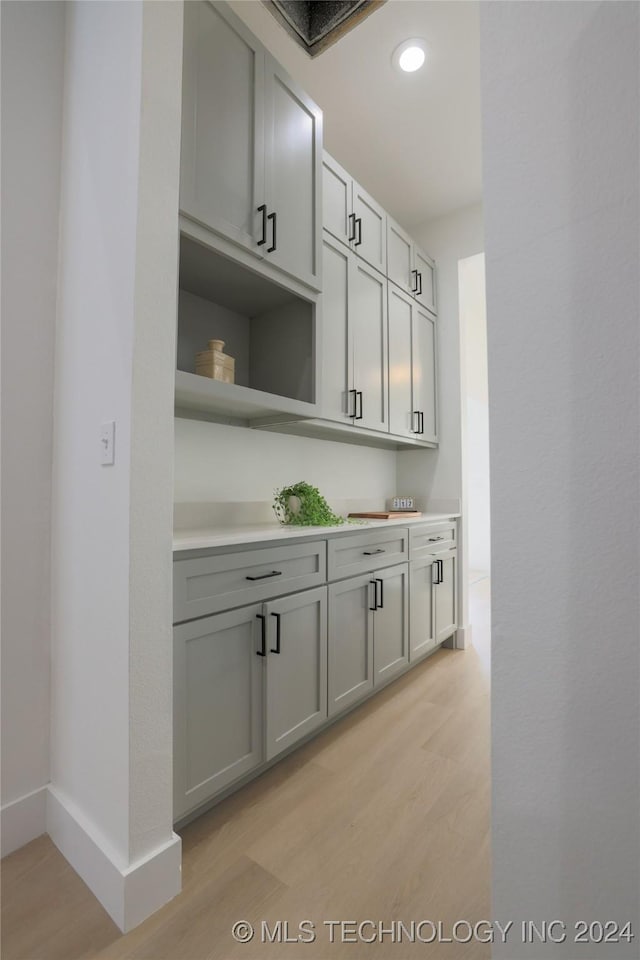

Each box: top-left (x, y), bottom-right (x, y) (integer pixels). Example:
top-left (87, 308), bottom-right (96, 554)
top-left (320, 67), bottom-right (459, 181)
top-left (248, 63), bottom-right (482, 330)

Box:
top-left (328, 563), bottom-right (409, 717)
top-left (173, 603), bottom-right (264, 820)
top-left (409, 550), bottom-right (457, 664)
top-left (174, 587), bottom-right (327, 818)
top-left (263, 586), bottom-right (328, 761)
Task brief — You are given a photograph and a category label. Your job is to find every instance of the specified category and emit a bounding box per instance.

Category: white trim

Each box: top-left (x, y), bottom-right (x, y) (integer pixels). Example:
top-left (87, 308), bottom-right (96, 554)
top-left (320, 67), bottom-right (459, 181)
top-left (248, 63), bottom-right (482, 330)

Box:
top-left (455, 624), bottom-right (472, 650)
top-left (46, 787), bottom-right (181, 932)
top-left (1, 786), bottom-right (47, 857)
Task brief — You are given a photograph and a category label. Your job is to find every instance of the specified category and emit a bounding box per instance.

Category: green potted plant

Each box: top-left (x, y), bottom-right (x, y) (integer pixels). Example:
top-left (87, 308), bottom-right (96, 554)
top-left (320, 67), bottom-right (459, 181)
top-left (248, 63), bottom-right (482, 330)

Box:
top-left (273, 481), bottom-right (344, 527)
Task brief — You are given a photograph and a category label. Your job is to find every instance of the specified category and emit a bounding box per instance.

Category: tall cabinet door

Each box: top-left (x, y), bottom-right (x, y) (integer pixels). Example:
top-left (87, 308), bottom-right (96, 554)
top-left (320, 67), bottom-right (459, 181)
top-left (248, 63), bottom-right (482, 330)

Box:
top-left (414, 245), bottom-right (437, 315)
top-left (351, 258), bottom-right (388, 433)
top-left (322, 152), bottom-right (352, 249)
top-left (352, 182), bottom-right (386, 275)
top-left (388, 286), bottom-right (416, 439)
top-left (264, 55), bottom-right (322, 290)
top-left (435, 553), bottom-right (457, 644)
top-left (412, 307), bottom-right (438, 443)
top-left (264, 587), bottom-right (328, 761)
top-left (410, 557), bottom-right (436, 662)
top-left (373, 564), bottom-right (409, 686)
top-left (387, 217), bottom-right (414, 295)
top-left (173, 604), bottom-right (264, 819)
top-left (320, 233), bottom-right (352, 423)
top-left (328, 575), bottom-right (375, 717)
top-left (180, 1), bottom-right (264, 254)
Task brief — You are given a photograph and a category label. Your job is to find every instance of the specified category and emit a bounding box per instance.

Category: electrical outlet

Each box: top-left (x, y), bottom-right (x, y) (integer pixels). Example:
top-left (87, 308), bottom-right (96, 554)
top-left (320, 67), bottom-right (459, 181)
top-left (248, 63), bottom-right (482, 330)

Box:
top-left (100, 421), bottom-right (116, 466)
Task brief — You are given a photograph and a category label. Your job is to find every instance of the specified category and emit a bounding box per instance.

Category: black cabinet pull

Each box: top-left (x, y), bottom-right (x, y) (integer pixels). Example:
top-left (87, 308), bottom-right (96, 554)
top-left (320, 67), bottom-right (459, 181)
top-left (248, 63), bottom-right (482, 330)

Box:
top-left (363, 548), bottom-right (385, 555)
top-left (419, 411), bottom-right (424, 435)
top-left (376, 578), bottom-right (384, 609)
top-left (432, 560), bottom-right (442, 585)
top-left (348, 212), bottom-right (357, 242)
top-left (246, 570), bottom-right (282, 581)
top-left (411, 269), bottom-right (419, 293)
top-left (348, 388), bottom-right (358, 418)
top-left (267, 211), bottom-right (277, 252)
top-left (369, 580), bottom-right (378, 611)
top-left (413, 410), bottom-right (421, 433)
top-left (428, 536), bottom-right (444, 542)
top-left (355, 390), bottom-right (363, 420)
top-left (257, 204), bottom-right (267, 245)
top-left (417, 272), bottom-right (423, 296)
top-left (438, 559), bottom-right (443, 583)
top-left (256, 614), bottom-right (266, 656)
top-left (355, 217), bottom-right (362, 247)
top-left (270, 612), bottom-right (281, 654)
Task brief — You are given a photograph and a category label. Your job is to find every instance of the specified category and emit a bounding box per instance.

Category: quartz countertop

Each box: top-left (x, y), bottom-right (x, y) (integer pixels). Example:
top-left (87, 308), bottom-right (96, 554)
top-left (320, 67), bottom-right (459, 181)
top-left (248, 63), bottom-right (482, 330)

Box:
top-left (173, 512), bottom-right (460, 553)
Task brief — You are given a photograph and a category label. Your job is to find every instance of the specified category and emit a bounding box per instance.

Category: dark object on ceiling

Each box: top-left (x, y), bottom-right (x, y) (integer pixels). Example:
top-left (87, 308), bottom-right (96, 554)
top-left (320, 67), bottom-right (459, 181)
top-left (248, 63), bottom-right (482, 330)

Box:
top-left (263, 0), bottom-right (385, 57)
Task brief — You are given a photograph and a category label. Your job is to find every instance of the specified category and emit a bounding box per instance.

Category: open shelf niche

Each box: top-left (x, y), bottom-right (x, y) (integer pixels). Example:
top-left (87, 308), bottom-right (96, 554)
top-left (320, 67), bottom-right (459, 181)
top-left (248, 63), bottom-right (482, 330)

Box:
top-left (176, 235), bottom-right (318, 423)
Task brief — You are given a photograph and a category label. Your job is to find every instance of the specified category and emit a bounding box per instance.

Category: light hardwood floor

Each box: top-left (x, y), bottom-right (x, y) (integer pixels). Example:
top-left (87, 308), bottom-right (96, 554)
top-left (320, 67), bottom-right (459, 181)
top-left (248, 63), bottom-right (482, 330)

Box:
top-left (2, 587), bottom-right (490, 960)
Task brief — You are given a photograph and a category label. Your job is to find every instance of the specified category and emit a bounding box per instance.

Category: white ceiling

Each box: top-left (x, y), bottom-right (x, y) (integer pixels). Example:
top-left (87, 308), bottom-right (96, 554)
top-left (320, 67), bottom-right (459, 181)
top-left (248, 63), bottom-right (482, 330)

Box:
top-left (228, 0), bottom-right (482, 229)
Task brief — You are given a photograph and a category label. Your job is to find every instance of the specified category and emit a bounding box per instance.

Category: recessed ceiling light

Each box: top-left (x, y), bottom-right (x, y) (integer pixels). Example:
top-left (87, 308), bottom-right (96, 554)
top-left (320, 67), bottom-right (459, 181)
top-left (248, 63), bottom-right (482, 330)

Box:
top-left (392, 38), bottom-right (427, 74)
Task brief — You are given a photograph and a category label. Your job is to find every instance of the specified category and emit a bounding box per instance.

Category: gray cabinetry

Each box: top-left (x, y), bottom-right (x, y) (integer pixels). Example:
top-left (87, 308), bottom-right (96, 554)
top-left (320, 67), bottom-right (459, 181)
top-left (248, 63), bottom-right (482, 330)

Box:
top-left (322, 152), bottom-right (387, 275)
top-left (264, 587), bottom-right (328, 760)
top-left (372, 563), bottom-right (409, 686)
top-left (388, 286), bottom-right (438, 443)
top-left (434, 551), bottom-right (457, 644)
top-left (319, 233), bottom-right (388, 432)
top-left (173, 603), bottom-right (264, 819)
top-left (387, 215), bottom-right (437, 316)
top-left (181, 1), bottom-right (322, 290)
top-left (328, 528), bottom-right (409, 581)
top-left (409, 556), bottom-right (436, 662)
top-left (328, 575), bottom-right (374, 716)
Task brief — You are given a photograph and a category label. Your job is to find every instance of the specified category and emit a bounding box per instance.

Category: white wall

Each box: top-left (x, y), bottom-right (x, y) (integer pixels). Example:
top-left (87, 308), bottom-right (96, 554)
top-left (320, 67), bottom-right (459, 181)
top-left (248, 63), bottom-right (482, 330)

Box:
top-left (174, 418), bottom-right (397, 521)
top-left (481, 2), bottom-right (639, 956)
top-left (50, 0), bottom-right (182, 930)
top-left (459, 253), bottom-right (490, 575)
top-left (0, 0), bottom-right (66, 855)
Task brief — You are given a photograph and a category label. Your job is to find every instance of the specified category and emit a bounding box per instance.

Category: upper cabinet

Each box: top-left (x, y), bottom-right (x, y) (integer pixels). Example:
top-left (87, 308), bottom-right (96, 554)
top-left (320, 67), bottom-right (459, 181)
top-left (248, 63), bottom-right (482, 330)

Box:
top-left (387, 216), bottom-right (437, 315)
top-left (388, 286), bottom-right (438, 443)
top-left (322, 152), bottom-right (386, 275)
top-left (181, 1), bottom-right (322, 291)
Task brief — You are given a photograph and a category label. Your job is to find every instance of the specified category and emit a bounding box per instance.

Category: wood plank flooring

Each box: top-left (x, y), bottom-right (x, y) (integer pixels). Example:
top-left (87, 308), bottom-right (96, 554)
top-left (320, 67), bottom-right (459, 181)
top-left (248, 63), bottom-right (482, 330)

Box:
top-left (2, 603), bottom-right (490, 960)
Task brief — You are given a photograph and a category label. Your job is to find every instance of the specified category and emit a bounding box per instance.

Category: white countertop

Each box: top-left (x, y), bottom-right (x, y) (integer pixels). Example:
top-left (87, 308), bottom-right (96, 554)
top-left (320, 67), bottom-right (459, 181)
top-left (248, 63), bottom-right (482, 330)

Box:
top-left (173, 512), bottom-right (460, 552)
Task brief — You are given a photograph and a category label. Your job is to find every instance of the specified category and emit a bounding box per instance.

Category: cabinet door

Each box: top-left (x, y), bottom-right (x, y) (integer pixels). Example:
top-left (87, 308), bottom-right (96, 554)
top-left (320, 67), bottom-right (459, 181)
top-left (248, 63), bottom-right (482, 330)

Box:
top-left (413, 245), bottom-right (437, 315)
top-left (328, 576), bottom-right (375, 716)
top-left (352, 182), bottom-right (386, 275)
top-left (387, 217), bottom-right (413, 295)
top-left (350, 258), bottom-right (388, 432)
top-left (410, 557), bottom-right (436, 662)
top-left (264, 587), bottom-right (327, 760)
top-left (264, 56), bottom-right (322, 290)
top-left (412, 307), bottom-right (438, 443)
top-left (322, 152), bottom-right (352, 250)
top-left (373, 564), bottom-right (409, 686)
top-left (435, 553), bottom-right (457, 644)
top-left (173, 604), bottom-right (264, 819)
top-left (180, 1), bottom-right (264, 255)
top-left (388, 285), bottom-right (416, 439)
top-left (320, 233), bottom-right (353, 422)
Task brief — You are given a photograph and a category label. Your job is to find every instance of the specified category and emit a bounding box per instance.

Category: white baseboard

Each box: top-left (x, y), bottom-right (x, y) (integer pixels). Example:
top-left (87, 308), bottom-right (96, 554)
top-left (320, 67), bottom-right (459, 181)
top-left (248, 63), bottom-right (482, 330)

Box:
top-left (455, 624), bottom-right (472, 649)
top-left (47, 787), bottom-right (181, 932)
top-left (1, 786), bottom-right (47, 857)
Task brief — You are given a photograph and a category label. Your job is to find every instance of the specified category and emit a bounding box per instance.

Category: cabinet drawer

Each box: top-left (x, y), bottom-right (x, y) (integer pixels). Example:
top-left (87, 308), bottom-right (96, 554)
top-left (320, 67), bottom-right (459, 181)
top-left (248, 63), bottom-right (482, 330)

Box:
top-left (410, 521), bottom-right (457, 558)
top-left (174, 541), bottom-right (327, 622)
top-left (328, 528), bottom-right (408, 581)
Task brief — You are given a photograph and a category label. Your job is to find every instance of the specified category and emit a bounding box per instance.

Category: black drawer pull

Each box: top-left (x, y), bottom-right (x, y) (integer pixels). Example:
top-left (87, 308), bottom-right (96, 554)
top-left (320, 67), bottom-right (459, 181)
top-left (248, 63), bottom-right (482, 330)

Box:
top-left (267, 211), bottom-right (277, 253)
top-left (363, 548), bottom-right (385, 555)
top-left (270, 612), bottom-right (281, 654)
top-left (428, 536), bottom-right (444, 542)
top-left (257, 204), bottom-right (267, 246)
top-left (369, 580), bottom-right (378, 611)
top-left (376, 578), bottom-right (384, 609)
top-left (246, 570), bottom-right (282, 581)
top-left (256, 614), bottom-right (266, 656)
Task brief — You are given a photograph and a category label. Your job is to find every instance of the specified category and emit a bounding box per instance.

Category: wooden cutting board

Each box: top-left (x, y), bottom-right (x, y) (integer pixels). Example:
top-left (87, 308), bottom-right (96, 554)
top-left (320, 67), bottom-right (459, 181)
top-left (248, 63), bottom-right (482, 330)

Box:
top-left (348, 511), bottom-right (423, 520)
